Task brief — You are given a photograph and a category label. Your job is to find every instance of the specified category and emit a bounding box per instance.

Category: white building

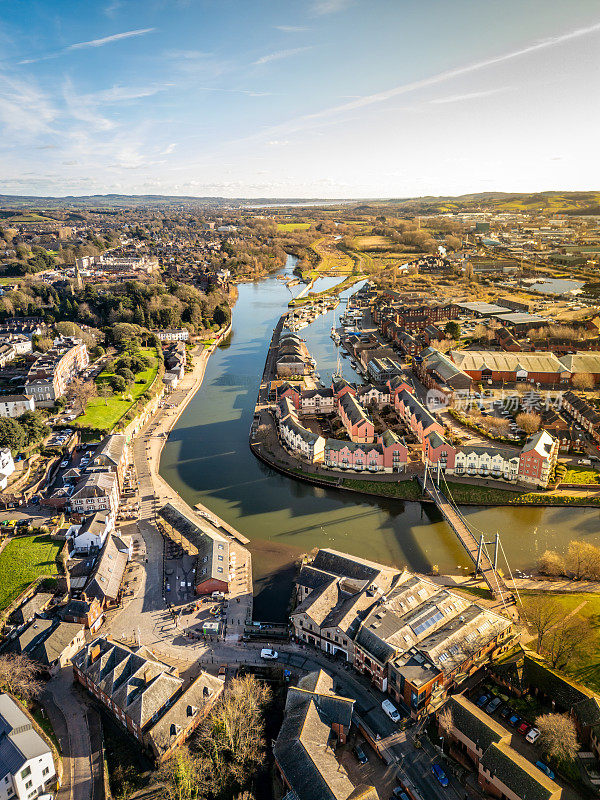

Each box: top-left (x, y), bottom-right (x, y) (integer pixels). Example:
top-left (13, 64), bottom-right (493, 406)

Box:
top-left (449, 446), bottom-right (520, 482)
top-left (0, 449), bottom-right (15, 491)
top-left (70, 472), bottom-right (119, 516)
top-left (0, 693), bottom-right (56, 800)
top-left (66, 512), bottom-right (114, 554)
top-left (0, 396), bottom-right (35, 419)
top-left (152, 328), bottom-right (189, 342)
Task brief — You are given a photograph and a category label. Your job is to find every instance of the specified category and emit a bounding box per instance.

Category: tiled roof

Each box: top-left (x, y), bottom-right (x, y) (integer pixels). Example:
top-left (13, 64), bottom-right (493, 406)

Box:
top-left (480, 742), bottom-right (559, 800)
top-left (446, 695), bottom-right (508, 752)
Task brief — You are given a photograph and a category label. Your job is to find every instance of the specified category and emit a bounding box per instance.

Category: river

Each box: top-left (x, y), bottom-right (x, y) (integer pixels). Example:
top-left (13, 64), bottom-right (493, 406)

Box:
top-left (159, 256), bottom-right (600, 620)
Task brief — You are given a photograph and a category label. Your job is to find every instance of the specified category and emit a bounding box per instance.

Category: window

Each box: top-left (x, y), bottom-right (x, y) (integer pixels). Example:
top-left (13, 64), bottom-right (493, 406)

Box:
top-left (42, 769), bottom-right (49, 778)
top-left (21, 769), bottom-right (31, 781)
top-left (25, 781), bottom-right (33, 790)
top-left (217, 567), bottom-right (223, 573)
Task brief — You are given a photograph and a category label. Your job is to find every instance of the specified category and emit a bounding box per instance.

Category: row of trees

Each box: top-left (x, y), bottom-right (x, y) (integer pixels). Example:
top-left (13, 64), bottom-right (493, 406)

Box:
top-left (538, 540), bottom-right (600, 580)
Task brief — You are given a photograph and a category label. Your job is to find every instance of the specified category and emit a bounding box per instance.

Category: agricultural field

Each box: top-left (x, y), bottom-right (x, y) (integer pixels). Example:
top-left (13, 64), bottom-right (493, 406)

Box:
top-left (76, 346), bottom-right (159, 432)
top-left (0, 533), bottom-right (60, 611)
top-left (351, 234), bottom-right (394, 250)
top-left (276, 222), bottom-right (311, 231)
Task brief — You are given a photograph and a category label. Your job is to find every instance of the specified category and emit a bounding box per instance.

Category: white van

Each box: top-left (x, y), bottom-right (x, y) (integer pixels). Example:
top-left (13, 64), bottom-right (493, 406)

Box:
top-left (382, 698), bottom-right (401, 723)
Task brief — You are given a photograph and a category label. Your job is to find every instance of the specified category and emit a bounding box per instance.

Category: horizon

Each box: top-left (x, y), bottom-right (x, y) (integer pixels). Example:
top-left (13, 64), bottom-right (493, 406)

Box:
top-left (2, 0), bottom-right (599, 197)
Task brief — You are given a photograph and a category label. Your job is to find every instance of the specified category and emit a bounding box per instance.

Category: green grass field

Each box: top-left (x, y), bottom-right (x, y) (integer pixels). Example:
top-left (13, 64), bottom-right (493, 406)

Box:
top-left (0, 534), bottom-right (61, 611)
top-left (276, 222), bottom-right (311, 231)
top-left (76, 346), bottom-right (159, 431)
top-left (562, 467), bottom-right (600, 484)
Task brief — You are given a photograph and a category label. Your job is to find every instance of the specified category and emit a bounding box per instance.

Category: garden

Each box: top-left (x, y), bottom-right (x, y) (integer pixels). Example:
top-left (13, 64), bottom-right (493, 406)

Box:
top-left (0, 533), bottom-right (61, 611)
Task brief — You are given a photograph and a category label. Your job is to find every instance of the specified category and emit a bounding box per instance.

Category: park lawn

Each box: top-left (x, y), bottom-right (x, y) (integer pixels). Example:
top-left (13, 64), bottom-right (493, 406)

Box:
top-left (520, 591), bottom-right (600, 693)
top-left (562, 467), bottom-right (600, 484)
top-left (76, 346), bottom-right (159, 432)
top-left (276, 222), bottom-right (310, 231)
top-left (0, 534), bottom-right (61, 611)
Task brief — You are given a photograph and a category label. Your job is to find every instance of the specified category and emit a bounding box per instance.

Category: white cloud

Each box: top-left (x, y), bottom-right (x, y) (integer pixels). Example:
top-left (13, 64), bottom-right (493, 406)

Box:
top-left (254, 46), bottom-right (312, 66)
top-left (311, 0), bottom-right (354, 15)
top-left (162, 143), bottom-right (177, 154)
top-left (67, 28), bottom-right (155, 50)
top-left (275, 25), bottom-right (310, 32)
top-left (93, 84), bottom-right (170, 103)
top-left (0, 73), bottom-right (57, 137)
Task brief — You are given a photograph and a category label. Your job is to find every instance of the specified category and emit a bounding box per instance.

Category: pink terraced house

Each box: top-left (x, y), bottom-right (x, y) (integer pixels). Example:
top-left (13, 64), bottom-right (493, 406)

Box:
top-left (337, 392), bottom-right (375, 443)
top-left (394, 389), bottom-right (444, 443)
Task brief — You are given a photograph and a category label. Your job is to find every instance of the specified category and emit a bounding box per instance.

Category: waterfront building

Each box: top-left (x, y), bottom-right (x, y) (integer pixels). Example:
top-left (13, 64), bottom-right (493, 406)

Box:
top-left (152, 328), bottom-right (190, 342)
top-left (277, 397), bottom-right (326, 463)
top-left (70, 472), bottom-right (120, 516)
top-left (0, 693), bottom-right (56, 800)
top-left (73, 637), bottom-right (223, 762)
top-left (517, 430), bottom-right (558, 489)
top-left (394, 388), bottom-right (443, 443)
top-left (88, 434), bottom-right (129, 491)
top-left (300, 387), bottom-right (335, 415)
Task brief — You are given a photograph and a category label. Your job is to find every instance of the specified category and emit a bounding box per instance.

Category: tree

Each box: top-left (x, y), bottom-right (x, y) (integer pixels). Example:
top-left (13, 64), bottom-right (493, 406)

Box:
top-left (18, 411), bottom-right (46, 446)
top-left (0, 653), bottom-right (42, 698)
top-left (522, 595), bottom-right (563, 651)
top-left (0, 418), bottom-right (26, 453)
top-left (444, 320), bottom-right (461, 339)
top-left (538, 549), bottom-right (566, 577)
top-left (98, 384), bottom-right (112, 406)
top-left (536, 713), bottom-right (579, 762)
top-left (67, 379), bottom-right (97, 415)
top-left (159, 747), bottom-right (204, 800)
top-left (572, 372), bottom-right (594, 390)
top-left (566, 540), bottom-right (600, 580)
top-left (116, 367), bottom-right (135, 385)
top-left (516, 411), bottom-right (541, 434)
top-left (445, 235), bottom-right (461, 251)
top-left (541, 614), bottom-right (594, 669)
top-left (110, 375), bottom-right (127, 393)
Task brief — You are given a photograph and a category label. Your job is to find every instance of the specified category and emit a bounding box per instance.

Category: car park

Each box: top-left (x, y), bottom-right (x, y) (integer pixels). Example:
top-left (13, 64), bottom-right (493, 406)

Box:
top-left (431, 764), bottom-right (448, 787)
top-left (260, 648), bottom-right (278, 660)
top-left (476, 693), bottom-right (491, 708)
top-left (487, 697), bottom-right (502, 713)
top-left (353, 743), bottom-right (368, 764)
top-left (527, 727), bottom-right (541, 744)
top-left (535, 761), bottom-right (554, 779)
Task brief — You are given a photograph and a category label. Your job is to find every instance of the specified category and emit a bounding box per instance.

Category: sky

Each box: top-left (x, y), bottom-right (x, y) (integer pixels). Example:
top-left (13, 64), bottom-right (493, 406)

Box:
top-left (1, 0), bottom-right (599, 198)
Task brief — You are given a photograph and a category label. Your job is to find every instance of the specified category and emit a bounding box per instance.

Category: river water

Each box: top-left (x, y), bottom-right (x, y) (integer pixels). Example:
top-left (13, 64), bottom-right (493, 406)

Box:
top-left (159, 256), bottom-right (600, 620)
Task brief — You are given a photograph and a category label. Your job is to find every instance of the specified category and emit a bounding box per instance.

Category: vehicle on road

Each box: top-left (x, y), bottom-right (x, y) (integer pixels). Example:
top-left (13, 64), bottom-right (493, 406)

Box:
top-left (535, 761), bottom-right (554, 779)
top-left (487, 697), bottom-right (502, 713)
top-left (353, 743), bottom-right (368, 764)
top-left (217, 665), bottom-right (227, 681)
top-left (526, 727), bottom-right (541, 744)
top-left (382, 698), bottom-right (401, 723)
top-left (60, 459), bottom-right (69, 468)
top-left (166, 583), bottom-right (170, 592)
top-left (260, 648), bottom-right (278, 660)
top-left (431, 764), bottom-right (448, 787)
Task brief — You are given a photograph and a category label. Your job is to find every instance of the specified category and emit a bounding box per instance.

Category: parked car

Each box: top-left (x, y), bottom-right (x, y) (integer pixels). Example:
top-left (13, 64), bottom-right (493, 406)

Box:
top-left (391, 790), bottom-right (410, 800)
top-left (487, 697), bottom-right (502, 713)
top-left (518, 722), bottom-right (531, 736)
top-left (260, 648), bottom-right (278, 660)
top-left (60, 459), bottom-right (69, 468)
top-left (431, 764), bottom-right (449, 787)
top-left (527, 728), bottom-right (541, 744)
top-left (509, 714), bottom-right (521, 727)
top-left (535, 761), bottom-right (554, 779)
top-left (217, 665), bottom-right (227, 681)
top-left (500, 706), bottom-right (512, 719)
top-left (476, 693), bottom-right (491, 708)
top-left (382, 699), bottom-right (401, 723)
top-left (353, 743), bottom-right (368, 765)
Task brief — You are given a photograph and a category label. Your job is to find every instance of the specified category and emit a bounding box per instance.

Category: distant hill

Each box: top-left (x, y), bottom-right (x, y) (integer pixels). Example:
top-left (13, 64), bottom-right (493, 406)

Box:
top-left (0, 190), bottom-right (599, 215)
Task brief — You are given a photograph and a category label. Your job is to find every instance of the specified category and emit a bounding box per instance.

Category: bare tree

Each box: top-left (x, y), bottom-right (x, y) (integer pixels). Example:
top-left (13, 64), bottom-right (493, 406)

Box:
top-left (541, 614), bottom-right (594, 670)
top-left (516, 412), bottom-right (541, 435)
top-left (0, 653), bottom-right (42, 699)
top-left (538, 549), bottom-right (566, 577)
top-left (67, 379), bottom-right (98, 415)
top-left (536, 713), bottom-right (579, 762)
top-left (521, 596), bottom-right (563, 652)
top-left (572, 372), bottom-right (595, 390)
top-left (158, 747), bottom-right (204, 800)
top-left (438, 705), bottom-right (453, 737)
top-left (566, 540), bottom-right (600, 580)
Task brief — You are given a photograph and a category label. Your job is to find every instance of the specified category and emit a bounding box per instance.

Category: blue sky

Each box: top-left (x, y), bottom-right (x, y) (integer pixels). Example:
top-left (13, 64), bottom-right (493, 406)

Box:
top-left (1, 0), bottom-right (599, 197)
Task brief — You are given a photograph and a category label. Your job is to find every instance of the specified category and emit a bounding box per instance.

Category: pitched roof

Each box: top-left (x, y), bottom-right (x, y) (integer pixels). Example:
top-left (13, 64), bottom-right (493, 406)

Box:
top-left (31, 621), bottom-right (84, 666)
top-left (0, 694), bottom-right (51, 779)
top-left (451, 350), bottom-right (566, 375)
top-left (158, 503), bottom-right (229, 584)
top-left (446, 695), bottom-right (508, 752)
top-left (91, 434), bottom-right (126, 467)
top-left (85, 535), bottom-right (128, 602)
top-left (480, 742), bottom-right (560, 800)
